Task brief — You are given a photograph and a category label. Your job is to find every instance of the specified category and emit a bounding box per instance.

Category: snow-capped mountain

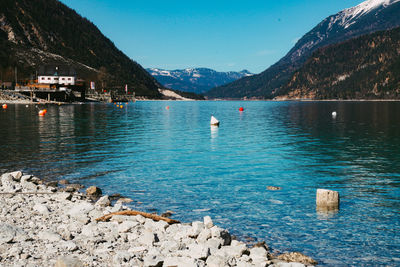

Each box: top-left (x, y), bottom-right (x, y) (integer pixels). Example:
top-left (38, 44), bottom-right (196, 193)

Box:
top-left (208, 0), bottom-right (400, 99)
top-left (288, 0), bottom-right (400, 64)
top-left (331, 0), bottom-right (400, 29)
top-left (147, 68), bottom-right (253, 94)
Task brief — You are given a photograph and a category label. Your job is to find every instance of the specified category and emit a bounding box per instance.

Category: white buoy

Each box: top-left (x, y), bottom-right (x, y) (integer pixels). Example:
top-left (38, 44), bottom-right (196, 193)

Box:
top-left (332, 111), bottom-right (337, 118)
top-left (210, 116), bottom-right (220, 126)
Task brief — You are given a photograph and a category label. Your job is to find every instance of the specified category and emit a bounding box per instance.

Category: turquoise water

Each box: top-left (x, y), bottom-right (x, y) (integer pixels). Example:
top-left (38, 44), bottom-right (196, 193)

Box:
top-left (1, 101), bottom-right (400, 266)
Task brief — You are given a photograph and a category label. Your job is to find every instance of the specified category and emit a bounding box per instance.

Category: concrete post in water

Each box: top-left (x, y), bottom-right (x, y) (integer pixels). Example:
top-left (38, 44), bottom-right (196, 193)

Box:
top-left (316, 189), bottom-right (339, 210)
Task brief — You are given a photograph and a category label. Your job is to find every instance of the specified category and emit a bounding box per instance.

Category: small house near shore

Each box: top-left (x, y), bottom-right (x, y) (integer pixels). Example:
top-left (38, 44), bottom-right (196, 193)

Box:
top-left (38, 65), bottom-right (76, 85)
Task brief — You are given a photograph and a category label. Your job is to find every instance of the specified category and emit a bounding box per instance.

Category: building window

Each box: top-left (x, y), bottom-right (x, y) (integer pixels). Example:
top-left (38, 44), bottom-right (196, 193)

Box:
top-left (48, 78), bottom-right (51, 80)
top-left (62, 78), bottom-right (65, 80)
top-left (68, 78), bottom-right (71, 81)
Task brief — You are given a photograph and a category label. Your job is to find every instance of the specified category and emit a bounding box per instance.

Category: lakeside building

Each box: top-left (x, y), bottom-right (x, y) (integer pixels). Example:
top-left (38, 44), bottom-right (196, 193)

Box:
top-left (38, 65), bottom-right (76, 85)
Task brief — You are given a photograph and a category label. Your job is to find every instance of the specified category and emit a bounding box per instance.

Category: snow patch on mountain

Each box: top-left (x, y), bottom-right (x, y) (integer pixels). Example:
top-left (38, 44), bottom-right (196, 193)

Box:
top-left (147, 68), bottom-right (253, 94)
top-left (330, 0), bottom-right (400, 29)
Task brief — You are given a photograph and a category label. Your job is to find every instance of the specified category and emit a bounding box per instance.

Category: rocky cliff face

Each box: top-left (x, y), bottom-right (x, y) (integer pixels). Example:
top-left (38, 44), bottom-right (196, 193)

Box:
top-left (0, 0), bottom-right (162, 98)
top-left (207, 0), bottom-right (400, 99)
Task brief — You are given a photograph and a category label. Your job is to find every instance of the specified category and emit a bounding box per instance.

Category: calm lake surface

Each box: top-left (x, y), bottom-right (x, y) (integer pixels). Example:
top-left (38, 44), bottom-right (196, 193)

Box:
top-left (1, 101), bottom-right (400, 266)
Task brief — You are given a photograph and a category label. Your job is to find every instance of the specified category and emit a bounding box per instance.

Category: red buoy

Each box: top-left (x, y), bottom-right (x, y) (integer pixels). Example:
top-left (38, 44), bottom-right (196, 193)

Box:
top-left (38, 110), bottom-right (46, 116)
top-left (239, 107), bottom-right (244, 112)
top-left (2, 104), bottom-right (7, 109)
top-left (166, 106), bottom-right (170, 110)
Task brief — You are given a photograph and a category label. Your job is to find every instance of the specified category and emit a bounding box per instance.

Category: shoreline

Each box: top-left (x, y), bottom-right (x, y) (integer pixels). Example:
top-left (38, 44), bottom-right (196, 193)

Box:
top-left (0, 171), bottom-right (317, 266)
top-left (3, 98), bottom-right (400, 104)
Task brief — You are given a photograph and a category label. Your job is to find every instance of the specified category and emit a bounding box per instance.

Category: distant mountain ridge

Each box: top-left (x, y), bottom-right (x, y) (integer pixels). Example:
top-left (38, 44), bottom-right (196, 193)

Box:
top-left (0, 0), bottom-right (162, 98)
top-left (207, 0), bottom-right (400, 99)
top-left (278, 26), bottom-right (400, 99)
top-left (147, 68), bottom-right (253, 94)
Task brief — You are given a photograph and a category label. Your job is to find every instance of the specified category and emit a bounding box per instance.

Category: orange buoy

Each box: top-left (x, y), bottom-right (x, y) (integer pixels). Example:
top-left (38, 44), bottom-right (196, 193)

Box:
top-left (120, 105), bottom-right (123, 108)
top-left (43, 109), bottom-right (47, 114)
top-left (239, 107), bottom-right (244, 112)
top-left (38, 110), bottom-right (46, 116)
top-left (166, 106), bottom-right (170, 110)
top-left (2, 104), bottom-right (7, 109)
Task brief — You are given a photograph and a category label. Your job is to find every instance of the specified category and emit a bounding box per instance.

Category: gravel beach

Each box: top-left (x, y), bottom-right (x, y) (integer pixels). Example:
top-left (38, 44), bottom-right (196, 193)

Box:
top-left (0, 171), bottom-right (317, 266)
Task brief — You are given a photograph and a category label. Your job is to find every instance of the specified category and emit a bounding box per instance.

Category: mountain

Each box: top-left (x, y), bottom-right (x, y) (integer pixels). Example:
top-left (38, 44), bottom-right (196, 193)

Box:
top-left (0, 0), bottom-right (162, 98)
top-left (207, 0), bottom-right (400, 99)
top-left (147, 68), bottom-right (253, 94)
top-left (277, 26), bottom-right (400, 99)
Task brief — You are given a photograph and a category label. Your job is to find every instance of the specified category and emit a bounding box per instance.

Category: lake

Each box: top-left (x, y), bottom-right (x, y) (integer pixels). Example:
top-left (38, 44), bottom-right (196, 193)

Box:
top-left (1, 100), bottom-right (399, 266)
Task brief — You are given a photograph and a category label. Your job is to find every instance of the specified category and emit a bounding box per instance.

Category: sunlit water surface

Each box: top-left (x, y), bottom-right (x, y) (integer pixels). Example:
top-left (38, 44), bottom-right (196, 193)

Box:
top-left (1, 101), bottom-right (400, 266)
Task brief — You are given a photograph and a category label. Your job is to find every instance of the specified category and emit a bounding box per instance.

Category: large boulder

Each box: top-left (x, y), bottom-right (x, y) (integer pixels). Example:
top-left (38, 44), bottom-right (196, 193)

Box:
top-left (86, 186), bottom-right (102, 196)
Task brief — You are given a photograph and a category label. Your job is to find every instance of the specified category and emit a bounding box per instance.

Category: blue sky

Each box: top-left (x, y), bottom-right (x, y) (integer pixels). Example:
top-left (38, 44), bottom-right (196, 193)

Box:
top-left (60, 0), bottom-right (364, 73)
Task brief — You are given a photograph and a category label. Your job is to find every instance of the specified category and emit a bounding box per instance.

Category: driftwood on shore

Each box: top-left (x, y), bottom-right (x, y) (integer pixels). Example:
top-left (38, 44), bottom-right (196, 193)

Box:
top-left (96, 210), bottom-right (180, 224)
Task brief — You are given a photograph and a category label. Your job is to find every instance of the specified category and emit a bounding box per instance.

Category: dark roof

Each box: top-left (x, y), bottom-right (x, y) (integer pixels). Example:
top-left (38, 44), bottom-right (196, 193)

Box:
top-left (38, 65), bottom-right (76, 76)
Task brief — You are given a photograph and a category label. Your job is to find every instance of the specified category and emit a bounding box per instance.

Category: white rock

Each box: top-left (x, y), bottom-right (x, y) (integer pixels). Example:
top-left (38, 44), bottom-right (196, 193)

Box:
top-left (205, 238), bottom-right (224, 252)
top-left (189, 221), bottom-right (204, 237)
top-left (250, 246), bottom-right (268, 261)
top-left (118, 220), bottom-right (139, 233)
top-left (55, 256), bottom-right (82, 267)
top-left (187, 243), bottom-right (210, 260)
top-left (135, 214), bottom-right (146, 224)
top-left (9, 246), bottom-right (22, 258)
top-left (88, 208), bottom-right (103, 221)
top-left (203, 216), bottom-right (214, 229)
top-left (38, 231), bottom-right (62, 242)
top-left (1, 174), bottom-right (16, 191)
top-left (109, 203), bottom-right (123, 213)
top-left (20, 175), bottom-right (33, 183)
top-left (273, 262), bottom-right (306, 267)
top-left (60, 240), bottom-right (78, 251)
top-left (110, 215), bottom-right (139, 223)
top-left (164, 256), bottom-right (201, 267)
top-left (236, 259), bottom-right (252, 267)
top-left (0, 224), bottom-right (16, 244)
top-left (138, 230), bottom-right (156, 246)
top-left (206, 255), bottom-right (226, 267)
top-left (33, 204), bottom-right (50, 214)
top-left (54, 192), bottom-right (72, 201)
top-left (21, 181), bottom-right (38, 192)
top-left (210, 226), bottom-right (231, 245)
top-left (160, 240), bottom-right (180, 253)
top-left (95, 195), bottom-right (111, 207)
top-left (81, 224), bottom-right (98, 237)
top-left (113, 250), bottom-right (131, 265)
top-left (128, 246), bottom-right (148, 253)
top-left (197, 228), bottom-right (211, 243)
top-left (143, 253), bottom-right (164, 267)
top-left (67, 202), bottom-right (94, 217)
top-left (10, 171), bottom-right (23, 181)
top-left (220, 242), bottom-right (247, 258)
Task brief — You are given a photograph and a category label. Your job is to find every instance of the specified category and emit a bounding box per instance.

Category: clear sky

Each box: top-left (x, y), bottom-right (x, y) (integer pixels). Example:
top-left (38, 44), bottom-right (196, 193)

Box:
top-left (59, 0), bottom-right (364, 73)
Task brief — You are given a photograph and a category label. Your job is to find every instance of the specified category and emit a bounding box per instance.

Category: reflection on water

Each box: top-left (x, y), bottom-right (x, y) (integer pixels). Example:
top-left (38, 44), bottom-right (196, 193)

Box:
top-left (1, 101), bottom-right (400, 266)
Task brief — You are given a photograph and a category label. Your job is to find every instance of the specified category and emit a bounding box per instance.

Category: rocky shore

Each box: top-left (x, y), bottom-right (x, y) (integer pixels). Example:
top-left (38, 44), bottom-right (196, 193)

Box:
top-left (0, 171), bottom-right (317, 267)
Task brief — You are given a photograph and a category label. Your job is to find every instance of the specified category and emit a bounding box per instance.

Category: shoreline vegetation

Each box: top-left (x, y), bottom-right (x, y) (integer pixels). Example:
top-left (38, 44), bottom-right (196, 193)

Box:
top-left (2, 93), bottom-right (400, 104)
top-left (0, 171), bottom-right (318, 266)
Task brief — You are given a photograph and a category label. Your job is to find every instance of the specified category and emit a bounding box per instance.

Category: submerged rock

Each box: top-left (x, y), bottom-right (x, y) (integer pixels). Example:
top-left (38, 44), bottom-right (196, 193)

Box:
top-left (277, 251), bottom-right (318, 265)
top-left (267, 186), bottom-right (282, 191)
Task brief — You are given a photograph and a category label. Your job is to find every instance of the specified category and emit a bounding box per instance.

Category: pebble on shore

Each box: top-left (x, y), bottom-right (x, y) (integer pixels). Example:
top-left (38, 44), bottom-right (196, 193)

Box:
top-left (0, 171), bottom-right (317, 266)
